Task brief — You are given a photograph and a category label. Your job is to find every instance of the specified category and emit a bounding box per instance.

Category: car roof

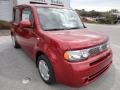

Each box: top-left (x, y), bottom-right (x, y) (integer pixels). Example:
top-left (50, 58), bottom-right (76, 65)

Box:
top-left (16, 4), bottom-right (71, 9)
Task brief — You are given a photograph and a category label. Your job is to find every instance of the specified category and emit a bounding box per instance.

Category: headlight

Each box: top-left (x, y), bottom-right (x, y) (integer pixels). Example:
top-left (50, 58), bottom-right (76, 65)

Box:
top-left (64, 49), bottom-right (89, 62)
top-left (64, 41), bottom-right (110, 62)
top-left (106, 41), bottom-right (110, 49)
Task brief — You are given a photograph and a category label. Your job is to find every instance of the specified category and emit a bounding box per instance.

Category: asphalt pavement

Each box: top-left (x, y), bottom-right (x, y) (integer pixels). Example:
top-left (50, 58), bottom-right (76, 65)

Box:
top-left (0, 24), bottom-right (120, 90)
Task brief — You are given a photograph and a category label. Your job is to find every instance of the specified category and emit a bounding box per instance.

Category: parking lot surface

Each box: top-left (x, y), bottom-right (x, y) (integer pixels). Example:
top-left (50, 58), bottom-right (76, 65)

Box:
top-left (0, 24), bottom-right (120, 90)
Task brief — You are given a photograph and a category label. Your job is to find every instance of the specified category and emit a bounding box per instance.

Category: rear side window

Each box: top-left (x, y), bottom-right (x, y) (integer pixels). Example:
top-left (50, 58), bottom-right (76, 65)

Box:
top-left (13, 8), bottom-right (21, 23)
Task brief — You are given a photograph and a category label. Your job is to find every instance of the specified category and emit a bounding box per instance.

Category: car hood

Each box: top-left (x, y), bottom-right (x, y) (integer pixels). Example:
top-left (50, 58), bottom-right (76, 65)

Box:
top-left (43, 29), bottom-right (108, 50)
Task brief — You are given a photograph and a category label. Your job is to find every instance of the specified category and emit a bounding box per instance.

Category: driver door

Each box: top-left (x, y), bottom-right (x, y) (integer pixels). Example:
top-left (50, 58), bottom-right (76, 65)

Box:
top-left (19, 7), bottom-right (36, 57)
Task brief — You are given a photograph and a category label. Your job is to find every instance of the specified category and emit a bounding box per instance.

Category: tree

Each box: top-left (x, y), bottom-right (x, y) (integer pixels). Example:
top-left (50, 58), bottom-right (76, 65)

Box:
top-left (80, 9), bottom-right (88, 17)
top-left (75, 9), bottom-right (118, 24)
top-left (109, 9), bottom-right (119, 13)
top-left (89, 10), bottom-right (101, 17)
top-left (75, 9), bottom-right (101, 17)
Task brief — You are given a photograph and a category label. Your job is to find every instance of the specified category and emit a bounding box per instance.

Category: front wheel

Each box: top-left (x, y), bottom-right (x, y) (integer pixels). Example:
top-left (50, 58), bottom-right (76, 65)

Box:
top-left (37, 55), bottom-right (56, 85)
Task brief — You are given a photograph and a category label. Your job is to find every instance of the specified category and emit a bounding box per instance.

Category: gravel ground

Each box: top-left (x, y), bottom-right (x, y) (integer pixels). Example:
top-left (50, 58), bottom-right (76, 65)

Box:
top-left (0, 30), bottom-right (10, 36)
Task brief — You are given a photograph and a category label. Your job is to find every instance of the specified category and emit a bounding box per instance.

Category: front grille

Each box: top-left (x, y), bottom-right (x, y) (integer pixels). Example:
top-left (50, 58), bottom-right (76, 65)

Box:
top-left (88, 62), bottom-right (111, 81)
top-left (89, 46), bottom-right (100, 55)
top-left (90, 52), bottom-right (111, 66)
top-left (89, 42), bottom-right (108, 56)
top-left (101, 43), bottom-right (108, 50)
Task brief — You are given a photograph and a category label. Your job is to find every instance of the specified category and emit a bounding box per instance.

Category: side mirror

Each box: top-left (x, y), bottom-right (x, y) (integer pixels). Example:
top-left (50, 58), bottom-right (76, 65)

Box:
top-left (19, 20), bottom-right (31, 28)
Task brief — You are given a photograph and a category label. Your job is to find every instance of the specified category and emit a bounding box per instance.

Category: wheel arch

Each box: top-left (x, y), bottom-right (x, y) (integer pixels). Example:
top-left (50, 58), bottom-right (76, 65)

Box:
top-left (36, 51), bottom-right (45, 68)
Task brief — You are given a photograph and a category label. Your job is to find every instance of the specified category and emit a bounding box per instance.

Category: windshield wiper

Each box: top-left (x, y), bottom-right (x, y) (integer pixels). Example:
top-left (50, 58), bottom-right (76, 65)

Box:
top-left (44, 27), bottom-right (82, 31)
top-left (44, 28), bottom-right (65, 31)
top-left (67, 27), bottom-right (81, 30)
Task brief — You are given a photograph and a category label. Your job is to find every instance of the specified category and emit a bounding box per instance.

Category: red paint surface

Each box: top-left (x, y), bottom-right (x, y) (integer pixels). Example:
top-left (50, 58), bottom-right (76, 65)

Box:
top-left (11, 4), bottom-right (112, 87)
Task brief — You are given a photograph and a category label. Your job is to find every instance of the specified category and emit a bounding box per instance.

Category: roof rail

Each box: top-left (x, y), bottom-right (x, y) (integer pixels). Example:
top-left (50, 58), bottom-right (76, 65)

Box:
top-left (51, 3), bottom-right (64, 7)
top-left (29, 0), bottom-right (65, 7)
top-left (30, 1), bottom-right (48, 5)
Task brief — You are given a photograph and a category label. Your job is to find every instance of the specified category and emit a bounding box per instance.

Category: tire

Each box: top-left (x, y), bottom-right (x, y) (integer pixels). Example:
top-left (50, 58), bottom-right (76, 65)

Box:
top-left (11, 36), bottom-right (20, 49)
top-left (37, 55), bottom-right (56, 85)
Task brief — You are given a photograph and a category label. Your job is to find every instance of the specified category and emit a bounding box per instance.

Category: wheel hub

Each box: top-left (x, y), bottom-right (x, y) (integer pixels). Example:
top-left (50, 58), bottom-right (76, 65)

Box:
top-left (39, 60), bottom-right (50, 81)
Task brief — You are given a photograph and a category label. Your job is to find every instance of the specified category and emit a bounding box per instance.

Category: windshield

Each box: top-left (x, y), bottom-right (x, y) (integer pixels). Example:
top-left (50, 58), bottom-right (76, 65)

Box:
top-left (37, 7), bottom-right (84, 31)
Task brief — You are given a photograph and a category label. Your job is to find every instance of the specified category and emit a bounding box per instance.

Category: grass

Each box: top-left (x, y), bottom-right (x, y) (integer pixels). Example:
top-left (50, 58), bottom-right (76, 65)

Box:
top-left (0, 20), bottom-right (10, 30)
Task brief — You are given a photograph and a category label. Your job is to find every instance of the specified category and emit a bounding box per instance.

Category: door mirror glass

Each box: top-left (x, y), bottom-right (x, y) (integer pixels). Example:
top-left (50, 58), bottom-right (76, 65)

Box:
top-left (19, 20), bottom-right (31, 28)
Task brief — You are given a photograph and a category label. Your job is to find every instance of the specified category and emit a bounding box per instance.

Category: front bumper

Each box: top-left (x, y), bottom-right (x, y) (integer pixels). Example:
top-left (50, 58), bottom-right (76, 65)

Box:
top-left (57, 49), bottom-right (112, 87)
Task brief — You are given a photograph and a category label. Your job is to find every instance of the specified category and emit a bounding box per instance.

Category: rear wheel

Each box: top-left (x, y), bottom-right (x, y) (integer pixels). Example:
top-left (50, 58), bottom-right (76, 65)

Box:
top-left (37, 55), bottom-right (56, 85)
top-left (11, 36), bottom-right (20, 49)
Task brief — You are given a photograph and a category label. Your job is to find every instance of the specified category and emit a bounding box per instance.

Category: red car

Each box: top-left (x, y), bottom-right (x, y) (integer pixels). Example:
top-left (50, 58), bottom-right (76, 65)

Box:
top-left (11, 3), bottom-right (112, 87)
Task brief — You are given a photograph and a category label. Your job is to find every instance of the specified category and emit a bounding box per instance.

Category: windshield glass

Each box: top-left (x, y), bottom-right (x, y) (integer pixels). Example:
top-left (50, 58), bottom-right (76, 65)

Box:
top-left (37, 7), bottom-right (84, 31)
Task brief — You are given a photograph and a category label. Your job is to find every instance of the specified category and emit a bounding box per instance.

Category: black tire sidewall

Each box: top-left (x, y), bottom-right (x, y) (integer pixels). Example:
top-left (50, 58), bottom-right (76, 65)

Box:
top-left (37, 55), bottom-right (56, 84)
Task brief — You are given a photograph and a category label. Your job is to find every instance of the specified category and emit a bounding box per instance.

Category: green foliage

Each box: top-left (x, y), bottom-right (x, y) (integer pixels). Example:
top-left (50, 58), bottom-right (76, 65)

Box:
top-left (0, 20), bottom-right (10, 29)
top-left (76, 9), bottom-right (101, 18)
top-left (76, 9), bottom-right (118, 24)
top-left (98, 12), bottom-right (118, 24)
top-left (109, 9), bottom-right (119, 13)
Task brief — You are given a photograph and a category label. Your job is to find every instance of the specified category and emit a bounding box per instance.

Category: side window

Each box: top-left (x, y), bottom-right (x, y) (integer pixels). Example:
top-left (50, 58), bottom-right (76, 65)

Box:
top-left (14, 8), bottom-right (21, 23)
top-left (22, 8), bottom-right (33, 23)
